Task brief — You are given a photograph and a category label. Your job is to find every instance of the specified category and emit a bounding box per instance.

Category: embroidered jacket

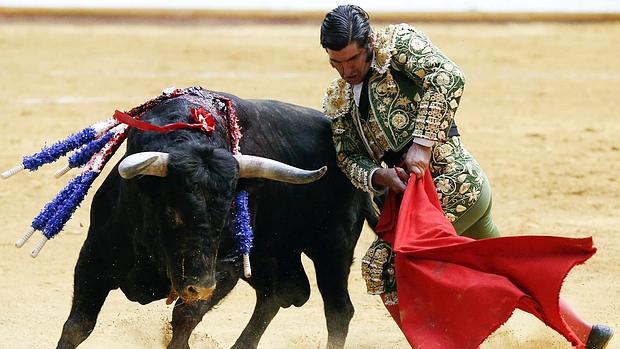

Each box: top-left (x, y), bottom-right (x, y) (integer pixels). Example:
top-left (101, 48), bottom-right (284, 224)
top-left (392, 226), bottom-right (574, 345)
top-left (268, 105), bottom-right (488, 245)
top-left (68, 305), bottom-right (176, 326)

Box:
top-left (323, 23), bottom-right (465, 193)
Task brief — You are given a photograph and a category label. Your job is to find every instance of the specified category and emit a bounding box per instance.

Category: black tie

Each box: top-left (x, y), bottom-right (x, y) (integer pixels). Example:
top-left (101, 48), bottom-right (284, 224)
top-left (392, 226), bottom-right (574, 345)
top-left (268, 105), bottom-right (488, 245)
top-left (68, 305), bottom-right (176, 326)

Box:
top-left (358, 72), bottom-right (372, 121)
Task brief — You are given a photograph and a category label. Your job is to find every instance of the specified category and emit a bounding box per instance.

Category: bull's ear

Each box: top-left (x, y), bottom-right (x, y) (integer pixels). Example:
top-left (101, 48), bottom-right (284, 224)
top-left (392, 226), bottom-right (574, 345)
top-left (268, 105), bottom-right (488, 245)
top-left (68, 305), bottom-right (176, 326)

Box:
top-left (118, 152), bottom-right (170, 179)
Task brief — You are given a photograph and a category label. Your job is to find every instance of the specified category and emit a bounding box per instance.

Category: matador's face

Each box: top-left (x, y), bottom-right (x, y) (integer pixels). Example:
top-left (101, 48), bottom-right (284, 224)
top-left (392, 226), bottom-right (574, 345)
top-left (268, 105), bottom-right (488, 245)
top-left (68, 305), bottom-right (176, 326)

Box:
top-left (326, 42), bottom-right (372, 85)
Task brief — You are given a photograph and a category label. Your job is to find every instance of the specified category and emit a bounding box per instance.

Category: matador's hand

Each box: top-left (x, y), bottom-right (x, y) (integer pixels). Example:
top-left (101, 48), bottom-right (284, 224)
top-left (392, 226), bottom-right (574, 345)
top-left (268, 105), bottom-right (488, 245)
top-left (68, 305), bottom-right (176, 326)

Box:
top-left (404, 143), bottom-right (432, 179)
top-left (371, 167), bottom-right (409, 193)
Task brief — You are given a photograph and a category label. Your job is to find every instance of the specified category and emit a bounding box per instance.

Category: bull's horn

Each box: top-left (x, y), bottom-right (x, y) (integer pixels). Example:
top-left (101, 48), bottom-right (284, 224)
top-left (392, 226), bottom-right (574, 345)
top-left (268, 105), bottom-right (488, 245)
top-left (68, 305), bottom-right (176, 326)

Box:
top-left (233, 154), bottom-right (327, 184)
top-left (118, 152), bottom-right (169, 179)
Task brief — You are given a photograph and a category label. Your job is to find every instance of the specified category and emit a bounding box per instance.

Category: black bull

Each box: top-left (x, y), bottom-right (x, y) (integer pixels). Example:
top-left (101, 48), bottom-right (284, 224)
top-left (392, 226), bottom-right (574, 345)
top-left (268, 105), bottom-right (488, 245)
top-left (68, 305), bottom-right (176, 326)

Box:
top-left (56, 88), bottom-right (377, 349)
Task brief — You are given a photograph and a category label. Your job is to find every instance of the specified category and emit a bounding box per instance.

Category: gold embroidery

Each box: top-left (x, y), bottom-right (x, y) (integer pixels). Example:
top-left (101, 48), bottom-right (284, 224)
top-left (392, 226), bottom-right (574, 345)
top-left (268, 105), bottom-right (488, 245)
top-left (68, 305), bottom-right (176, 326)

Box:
top-left (366, 111), bottom-right (390, 156)
top-left (322, 78), bottom-right (352, 119)
top-left (376, 81), bottom-right (388, 94)
top-left (361, 238), bottom-right (396, 296)
top-left (431, 137), bottom-right (486, 221)
top-left (391, 113), bottom-right (408, 129)
top-left (371, 24), bottom-right (399, 74)
top-left (396, 96), bottom-right (411, 107)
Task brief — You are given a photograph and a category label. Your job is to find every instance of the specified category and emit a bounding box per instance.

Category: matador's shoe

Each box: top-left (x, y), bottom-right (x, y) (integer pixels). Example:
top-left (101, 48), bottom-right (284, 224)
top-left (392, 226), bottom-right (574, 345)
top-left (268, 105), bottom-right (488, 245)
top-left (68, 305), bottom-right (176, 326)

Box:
top-left (586, 324), bottom-right (614, 349)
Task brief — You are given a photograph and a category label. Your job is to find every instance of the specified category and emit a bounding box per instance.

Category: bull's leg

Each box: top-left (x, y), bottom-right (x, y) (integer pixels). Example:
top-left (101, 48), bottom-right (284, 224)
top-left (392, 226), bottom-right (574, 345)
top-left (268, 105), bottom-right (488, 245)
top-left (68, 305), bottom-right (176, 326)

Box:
top-left (312, 247), bottom-right (356, 349)
top-left (230, 290), bottom-right (280, 349)
top-left (56, 245), bottom-right (112, 349)
top-left (168, 276), bottom-right (239, 349)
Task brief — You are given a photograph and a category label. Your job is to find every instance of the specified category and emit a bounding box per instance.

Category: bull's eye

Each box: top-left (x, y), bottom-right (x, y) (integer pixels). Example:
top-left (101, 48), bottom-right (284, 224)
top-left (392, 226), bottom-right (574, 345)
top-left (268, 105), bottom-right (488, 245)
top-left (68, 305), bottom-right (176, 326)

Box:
top-left (165, 206), bottom-right (184, 226)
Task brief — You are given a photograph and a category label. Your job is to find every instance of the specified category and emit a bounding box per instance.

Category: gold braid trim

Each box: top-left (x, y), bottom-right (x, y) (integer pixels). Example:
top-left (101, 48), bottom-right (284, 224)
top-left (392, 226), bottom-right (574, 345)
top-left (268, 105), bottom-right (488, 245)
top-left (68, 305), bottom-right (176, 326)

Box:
top-left (371, 24), bottom-right (400, 74)
top-left (322, 78), bottom-right (352, 119)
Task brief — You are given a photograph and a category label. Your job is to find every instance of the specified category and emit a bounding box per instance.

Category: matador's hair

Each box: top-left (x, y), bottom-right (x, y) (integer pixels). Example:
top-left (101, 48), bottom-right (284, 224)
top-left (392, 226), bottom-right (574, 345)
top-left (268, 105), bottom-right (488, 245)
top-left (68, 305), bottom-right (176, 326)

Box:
top-left (320, 5), bottom-right (372, 51)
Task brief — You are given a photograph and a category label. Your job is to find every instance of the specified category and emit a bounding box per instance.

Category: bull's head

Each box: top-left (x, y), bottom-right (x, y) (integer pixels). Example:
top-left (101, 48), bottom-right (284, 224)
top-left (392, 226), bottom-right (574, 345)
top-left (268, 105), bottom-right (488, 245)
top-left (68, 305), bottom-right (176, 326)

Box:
top-left (117, 143), bottom-right (326, 302)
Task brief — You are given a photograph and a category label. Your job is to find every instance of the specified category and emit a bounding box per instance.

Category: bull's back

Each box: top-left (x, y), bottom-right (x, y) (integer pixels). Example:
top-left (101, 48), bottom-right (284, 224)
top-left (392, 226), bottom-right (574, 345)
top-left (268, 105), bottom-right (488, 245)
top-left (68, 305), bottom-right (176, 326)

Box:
top-left (236, 98), bottom-right (337, 172)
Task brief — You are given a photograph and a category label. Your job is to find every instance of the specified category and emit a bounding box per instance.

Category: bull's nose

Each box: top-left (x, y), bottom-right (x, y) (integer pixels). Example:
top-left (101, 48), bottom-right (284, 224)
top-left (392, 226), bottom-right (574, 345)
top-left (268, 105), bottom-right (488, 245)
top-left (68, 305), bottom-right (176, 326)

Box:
top-left (182, 284), bottom-right (216, 300)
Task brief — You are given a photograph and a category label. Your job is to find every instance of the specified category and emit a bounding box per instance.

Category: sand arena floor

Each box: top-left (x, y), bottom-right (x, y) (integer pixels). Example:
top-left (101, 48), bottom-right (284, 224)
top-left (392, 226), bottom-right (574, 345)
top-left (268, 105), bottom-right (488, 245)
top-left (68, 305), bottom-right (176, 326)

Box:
top-left (0, 17), bottom-right (618, 349)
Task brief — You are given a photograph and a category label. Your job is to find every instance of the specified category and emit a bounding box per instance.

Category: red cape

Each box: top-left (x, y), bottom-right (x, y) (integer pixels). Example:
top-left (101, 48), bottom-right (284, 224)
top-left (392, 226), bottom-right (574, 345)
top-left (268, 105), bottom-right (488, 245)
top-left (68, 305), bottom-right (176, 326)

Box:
top-left (375, 171), bottom-right (594, 349)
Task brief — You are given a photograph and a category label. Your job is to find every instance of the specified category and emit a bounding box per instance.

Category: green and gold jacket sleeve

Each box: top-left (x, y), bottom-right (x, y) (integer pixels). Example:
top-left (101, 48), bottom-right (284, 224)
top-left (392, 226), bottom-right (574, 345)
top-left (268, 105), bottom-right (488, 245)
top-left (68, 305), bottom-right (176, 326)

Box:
top-left (323, 79), bottom-right (382, 193)
top-left (331, 115), bottom-right (383, 193)
top-left (389, 24), bottom-right (465, 142)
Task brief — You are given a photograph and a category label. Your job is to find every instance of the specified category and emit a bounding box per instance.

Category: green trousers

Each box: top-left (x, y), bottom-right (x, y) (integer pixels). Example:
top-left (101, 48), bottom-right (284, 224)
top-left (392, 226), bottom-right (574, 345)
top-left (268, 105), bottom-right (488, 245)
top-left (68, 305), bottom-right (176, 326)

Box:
top-left (451, 175), bottom-right (500, 239)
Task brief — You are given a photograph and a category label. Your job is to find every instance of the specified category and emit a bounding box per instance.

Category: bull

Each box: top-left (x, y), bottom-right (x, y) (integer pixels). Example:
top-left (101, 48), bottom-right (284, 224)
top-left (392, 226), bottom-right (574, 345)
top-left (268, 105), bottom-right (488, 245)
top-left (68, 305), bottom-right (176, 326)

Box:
top-left (56, 87), bottom-right (375, 349)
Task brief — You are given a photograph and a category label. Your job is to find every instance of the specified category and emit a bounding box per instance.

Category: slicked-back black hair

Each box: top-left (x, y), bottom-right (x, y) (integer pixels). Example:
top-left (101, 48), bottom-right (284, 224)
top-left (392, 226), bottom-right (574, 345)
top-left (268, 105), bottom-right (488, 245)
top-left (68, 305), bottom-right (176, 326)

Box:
top-left (320, 5), bottom-right (372, 51)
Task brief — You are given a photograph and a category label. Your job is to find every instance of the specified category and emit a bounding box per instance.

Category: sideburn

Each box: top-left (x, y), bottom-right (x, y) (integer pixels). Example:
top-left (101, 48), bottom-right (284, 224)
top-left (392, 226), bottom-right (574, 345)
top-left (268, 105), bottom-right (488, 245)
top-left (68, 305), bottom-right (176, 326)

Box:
top-left (365, 47), bottom-right (374, 63)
